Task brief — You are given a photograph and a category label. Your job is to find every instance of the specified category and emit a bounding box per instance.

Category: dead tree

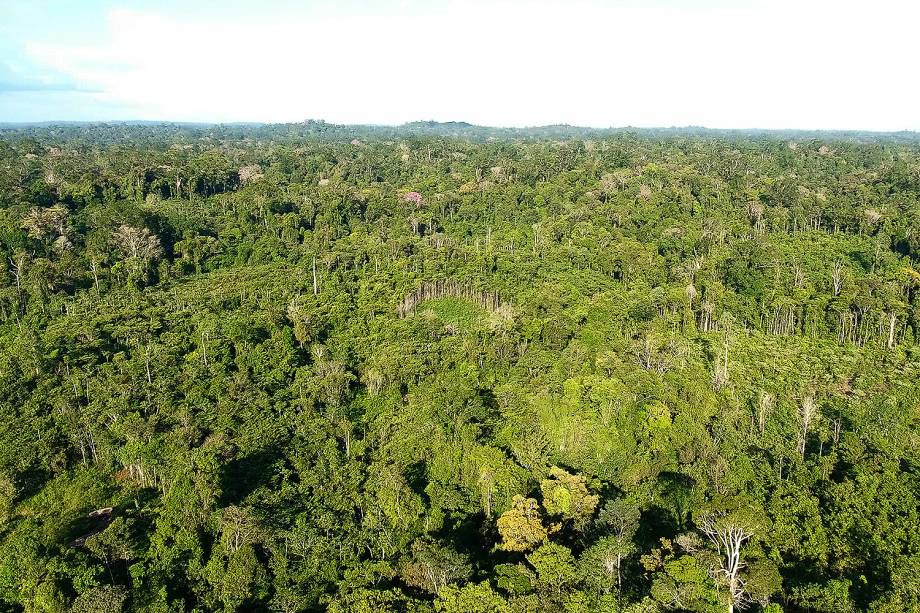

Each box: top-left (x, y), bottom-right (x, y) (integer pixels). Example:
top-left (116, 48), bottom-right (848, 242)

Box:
top-left (757, 392), bottom-right (774, 437)
top-left (698, 512), bottom-right (755, 613)
top-left (796, 393), bottom-right (819, 458)
top-left (832, 260), bottom-right (844, 296)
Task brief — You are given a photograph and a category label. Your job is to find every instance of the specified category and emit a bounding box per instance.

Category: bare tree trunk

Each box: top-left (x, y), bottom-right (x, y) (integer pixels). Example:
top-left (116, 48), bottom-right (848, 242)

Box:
top-left (90, 259), bottom-right (100, 295)
top-left (312, 256), bottom-right (318, 296)
top-left (758, 392), bottom-right (773, 437)
top-left (9, 255), bottom-right (25, 313)
top-left (699, 514), bottom-right (752, 613)
top-left (145, 343), bottom-right (153, 385)
top-left (797, 394), bottom-right (819, 458)
top-left (832, 260), bottom-right (844, 296)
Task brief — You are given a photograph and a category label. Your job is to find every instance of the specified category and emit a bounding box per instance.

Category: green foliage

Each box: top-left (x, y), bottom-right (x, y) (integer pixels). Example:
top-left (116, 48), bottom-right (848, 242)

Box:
top-left (540, 466), bottom-right (600, 532)
top-left (527, 543), bottom-right (578, 597)
top-left (400, 539), bottom-right (472, 595)
top-left (435, 581), bottom-right (511, 613)
top-left (646, 547), bottom-right (722, 612)
top-left (791, 579), bottom-right (856, 612)
top-left (0, 123), bottom-right (919, 611)
top-left (497, 495), bottom-right (549, 552)
top-left (70, 585), bottom-right (128, 613)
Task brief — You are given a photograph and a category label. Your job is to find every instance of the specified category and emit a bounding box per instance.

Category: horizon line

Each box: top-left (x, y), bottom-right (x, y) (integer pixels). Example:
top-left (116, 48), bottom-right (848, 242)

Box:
top-left (0, 119), bottom-right (918, 136)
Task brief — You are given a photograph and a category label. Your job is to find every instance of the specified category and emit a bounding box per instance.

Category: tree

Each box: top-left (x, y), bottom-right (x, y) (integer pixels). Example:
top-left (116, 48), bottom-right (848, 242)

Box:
top-left (540, 466), bottom-right (599, 532)
top-left (527, 543), bottom-right (578, 597)
top-left (21, 205), bottom-right (69, 250)
top-left (112, 224), bottom-right (162, 262)
top-left (175, 234), bottom-right (218, 274)
top-left (327, 587), bottom-right (426, 613)
top-left (202, 544), bottom-right (269, 611)
top-left (696, 502), bottom-right (769, 613)
top-left (496, 495), bottom-right (548, 552)
top-left (791, 579), bottom-right (856, 613)
top-left (585, 498), bottom-right (641, 595)
top-left (400, 539), bottom-right (471, 595)
top-left (644, 538), bottom-right (722, 613)
top-left (111, 224), bottom-right (162, 283)
top-left (796, 392), bottom-right (820, 458)
top-left (85, 517), bottom-right (137, 583)
top-left (70, 585), bottom-right (128, 613)
top-left (220, 505), bottom-right (261, 553)
top-left (435, 582), bottom-right (511, 613)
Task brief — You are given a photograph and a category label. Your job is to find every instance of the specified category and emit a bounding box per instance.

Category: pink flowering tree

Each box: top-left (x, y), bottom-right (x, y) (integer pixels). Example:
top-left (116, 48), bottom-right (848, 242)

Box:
top-left (403, 191), bottom-right (425, 207)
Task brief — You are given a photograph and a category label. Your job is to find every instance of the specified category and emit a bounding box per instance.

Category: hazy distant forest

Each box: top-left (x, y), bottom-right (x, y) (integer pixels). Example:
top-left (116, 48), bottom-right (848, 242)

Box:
top-left (0, 121), bottom-right (918, 613)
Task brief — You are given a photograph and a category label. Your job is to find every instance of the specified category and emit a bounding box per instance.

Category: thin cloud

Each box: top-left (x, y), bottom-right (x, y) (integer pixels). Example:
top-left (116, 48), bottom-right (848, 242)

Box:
top-left (0, 58), bottom-right (102, 95)
top-left (0, 80), bottom-right (102, 93)
top-left (7, 0), bottom-right (920, 130)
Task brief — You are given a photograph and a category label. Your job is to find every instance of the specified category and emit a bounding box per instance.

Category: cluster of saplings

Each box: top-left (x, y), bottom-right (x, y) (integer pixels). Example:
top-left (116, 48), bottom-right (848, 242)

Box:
top-left (0, 122), bottom-right (918, 612)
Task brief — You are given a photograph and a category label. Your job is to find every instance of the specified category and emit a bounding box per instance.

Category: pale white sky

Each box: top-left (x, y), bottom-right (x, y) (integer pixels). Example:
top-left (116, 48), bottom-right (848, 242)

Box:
top-left (1, 0), bottom-right (918, 130)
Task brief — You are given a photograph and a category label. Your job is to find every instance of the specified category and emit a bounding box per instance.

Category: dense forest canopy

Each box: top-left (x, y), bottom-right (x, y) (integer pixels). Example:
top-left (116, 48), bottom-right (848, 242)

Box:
top-left (0, 122), bottom-right (918, 612)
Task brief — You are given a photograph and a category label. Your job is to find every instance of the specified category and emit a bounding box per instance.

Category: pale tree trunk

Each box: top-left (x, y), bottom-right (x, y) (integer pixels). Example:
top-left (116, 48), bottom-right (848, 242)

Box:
top-left (312, 256), bottom-right (318, 296)
top-left (758, 392), bottom-right (774, 437)
top-left (797, 394), bottom-right (819, 458)
top-left (9, 255), bottom-right (25, 309)
top-left (90, 259), bottom-right (100, 295)
top-left (832, 260), bottom-right (844, 296)
top-left (699, 514), bottom-right (752, 613)
top-left (887, 312), bottom-right (896, 349)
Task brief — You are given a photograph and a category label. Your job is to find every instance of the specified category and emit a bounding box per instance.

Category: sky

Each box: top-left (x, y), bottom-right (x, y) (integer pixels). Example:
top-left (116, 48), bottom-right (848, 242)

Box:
top-left (0, 0), bottom-right (918, 130)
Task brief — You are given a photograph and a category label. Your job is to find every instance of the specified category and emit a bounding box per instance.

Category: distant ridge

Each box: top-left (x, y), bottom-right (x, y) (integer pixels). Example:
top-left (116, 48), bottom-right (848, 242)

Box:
top-left (0, 120), bottom-right (917, 145)
top-left (402, 120), bottom-right (475, 129)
